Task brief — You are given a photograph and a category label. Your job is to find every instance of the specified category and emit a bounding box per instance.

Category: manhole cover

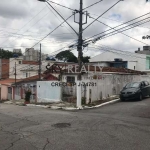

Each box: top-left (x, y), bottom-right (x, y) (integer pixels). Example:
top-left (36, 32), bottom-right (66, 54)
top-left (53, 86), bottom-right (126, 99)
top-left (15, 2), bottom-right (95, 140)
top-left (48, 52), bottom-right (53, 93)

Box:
top-left (52, 123), bottom-right (71, 128)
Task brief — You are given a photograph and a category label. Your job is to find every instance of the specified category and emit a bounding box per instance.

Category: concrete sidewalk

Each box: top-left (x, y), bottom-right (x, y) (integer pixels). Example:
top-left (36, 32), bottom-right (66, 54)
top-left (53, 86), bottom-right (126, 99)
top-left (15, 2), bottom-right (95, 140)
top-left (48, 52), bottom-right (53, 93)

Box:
top-left (3, 98), bottom-right (120, 110)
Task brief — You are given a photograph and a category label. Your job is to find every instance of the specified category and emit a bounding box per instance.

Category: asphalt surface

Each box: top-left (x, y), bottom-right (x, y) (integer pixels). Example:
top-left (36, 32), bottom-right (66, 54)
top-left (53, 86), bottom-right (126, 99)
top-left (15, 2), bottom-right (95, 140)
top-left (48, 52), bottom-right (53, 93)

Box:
top-left (0, 98), bottom-right (150, 150)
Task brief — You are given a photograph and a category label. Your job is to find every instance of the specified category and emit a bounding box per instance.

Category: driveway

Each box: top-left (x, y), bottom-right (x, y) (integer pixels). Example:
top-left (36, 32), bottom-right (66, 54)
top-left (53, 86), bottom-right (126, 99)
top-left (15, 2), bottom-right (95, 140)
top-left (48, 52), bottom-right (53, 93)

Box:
top-left (0, 98), bottom-right (150, 150)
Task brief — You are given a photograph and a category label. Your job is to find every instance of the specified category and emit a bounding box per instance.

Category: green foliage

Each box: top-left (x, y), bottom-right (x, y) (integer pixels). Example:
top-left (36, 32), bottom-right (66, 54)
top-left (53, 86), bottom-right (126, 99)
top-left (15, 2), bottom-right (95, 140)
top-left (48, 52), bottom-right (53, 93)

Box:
top-left (55, 50), bottom-right (77, 63)
top-left (82, 56), bottom-right (90, 63)
top-left (55, 50), bottom-right (90, 63)
top-left (0, 48), bottom-right (23, 59)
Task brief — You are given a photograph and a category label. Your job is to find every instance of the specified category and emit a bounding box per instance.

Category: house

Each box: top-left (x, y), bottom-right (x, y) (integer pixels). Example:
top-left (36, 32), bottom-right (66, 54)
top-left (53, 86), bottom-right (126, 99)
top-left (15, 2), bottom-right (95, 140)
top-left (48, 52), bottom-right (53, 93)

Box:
top-left (135, 46), bottom-right (150, 55)
top-left (89, 50), bottom-right (150, 72)
top-left (11, 73), bottom-right (58, 102)
top-left (0, 79), bottom-right (21, 101)
top-left (43, 62), bottom-right (147, 103)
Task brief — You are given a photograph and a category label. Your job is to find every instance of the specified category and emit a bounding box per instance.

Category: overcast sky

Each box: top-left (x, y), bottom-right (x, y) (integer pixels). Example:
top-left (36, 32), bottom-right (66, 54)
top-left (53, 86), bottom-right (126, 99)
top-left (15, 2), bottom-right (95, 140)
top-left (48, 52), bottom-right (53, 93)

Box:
top-left (0, 0), bottom-right (150, 58)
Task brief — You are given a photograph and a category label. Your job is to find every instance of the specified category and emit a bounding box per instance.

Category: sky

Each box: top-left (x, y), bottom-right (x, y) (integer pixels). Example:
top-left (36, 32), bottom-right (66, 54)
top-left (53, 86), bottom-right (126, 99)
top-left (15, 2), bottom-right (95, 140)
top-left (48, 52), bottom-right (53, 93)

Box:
top-left (0, 0), bottom-right (150, 58)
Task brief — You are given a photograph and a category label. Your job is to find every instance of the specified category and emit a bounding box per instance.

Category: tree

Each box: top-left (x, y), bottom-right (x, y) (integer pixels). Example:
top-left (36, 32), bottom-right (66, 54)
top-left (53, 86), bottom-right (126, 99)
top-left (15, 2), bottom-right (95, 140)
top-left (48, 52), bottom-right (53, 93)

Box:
top-left (0, 49), bottom-right (23, 59)
top-left (55, 50), bottom-right (78, 63)
top-left (55, 50), bottom-right (90, 63)
top-left (82, 56), bottom-right (90, 63)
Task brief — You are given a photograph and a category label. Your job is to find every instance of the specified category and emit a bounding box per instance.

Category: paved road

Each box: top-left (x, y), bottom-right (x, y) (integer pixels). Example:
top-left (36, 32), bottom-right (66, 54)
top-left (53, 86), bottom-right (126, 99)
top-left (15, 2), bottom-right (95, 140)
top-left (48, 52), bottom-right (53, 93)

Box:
top-left (0, 98), bottom-right (150, 150)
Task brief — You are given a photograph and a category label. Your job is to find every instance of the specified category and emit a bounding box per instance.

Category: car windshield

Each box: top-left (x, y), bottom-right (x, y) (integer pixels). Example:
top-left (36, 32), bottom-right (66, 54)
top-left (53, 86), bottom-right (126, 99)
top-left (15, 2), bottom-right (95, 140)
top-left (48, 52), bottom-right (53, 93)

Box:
top-left (125, 82), bottom-right (140, 88)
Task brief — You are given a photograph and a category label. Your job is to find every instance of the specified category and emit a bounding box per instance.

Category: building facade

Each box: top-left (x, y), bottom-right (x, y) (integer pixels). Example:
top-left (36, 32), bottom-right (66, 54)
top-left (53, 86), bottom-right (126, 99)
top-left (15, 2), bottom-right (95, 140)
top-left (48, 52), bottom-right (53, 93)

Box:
top-left (24, 48), bottom-right (48, 61)
top-left (89, 51), bottom-right (149, 72)
top-left (135, 46), bottom-right (150, 55)
top-left (0, 59), bottom-right (9, 80)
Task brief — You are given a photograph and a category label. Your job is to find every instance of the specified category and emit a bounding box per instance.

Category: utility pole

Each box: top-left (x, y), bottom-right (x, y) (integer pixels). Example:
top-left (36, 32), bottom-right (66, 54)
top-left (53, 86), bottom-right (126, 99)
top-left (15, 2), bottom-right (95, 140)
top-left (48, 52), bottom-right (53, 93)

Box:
top-left (39, 43), bottom-right (42, 80)
top-left (15, 61), bottom-right (16, 87)
top-left (78, 0), bottom-right (83, 80)
top-left (76, 0), bottom-right (83, 108)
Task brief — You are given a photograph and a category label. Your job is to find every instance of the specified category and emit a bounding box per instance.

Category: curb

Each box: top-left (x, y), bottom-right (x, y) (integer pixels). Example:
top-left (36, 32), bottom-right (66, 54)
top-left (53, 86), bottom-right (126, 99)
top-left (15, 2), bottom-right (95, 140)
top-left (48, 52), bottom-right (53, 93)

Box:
top-left (50, 99), bottom-right (120, 110)
top-left (83, 99), bottom-right (120, 109)
top-left (2, 99), bottom-right (120, 110)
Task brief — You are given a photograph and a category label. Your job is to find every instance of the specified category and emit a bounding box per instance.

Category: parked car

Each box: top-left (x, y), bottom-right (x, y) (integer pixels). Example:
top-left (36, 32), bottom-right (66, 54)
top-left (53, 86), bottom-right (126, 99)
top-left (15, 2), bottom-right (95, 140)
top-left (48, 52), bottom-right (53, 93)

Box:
top-left (120, 81), bottom-right (150, 101)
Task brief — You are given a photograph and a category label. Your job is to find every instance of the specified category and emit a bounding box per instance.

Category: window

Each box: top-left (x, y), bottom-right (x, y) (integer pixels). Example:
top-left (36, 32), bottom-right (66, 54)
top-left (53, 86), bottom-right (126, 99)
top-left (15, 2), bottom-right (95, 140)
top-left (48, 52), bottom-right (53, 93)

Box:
top-left (67, 76), bottom-right (75, 83)
top-left (125, 82), bottom-right (140, 88)
top-left (146, 57), bottom-right (150, 69)
top-left (18, 61), bottom-right (22, 64)
top-left (23, 72), bottom-right (28, 78)
top-left (144, 81), bottom-right (149, 86)
top-left (26, 73), bottom-right (28, 78)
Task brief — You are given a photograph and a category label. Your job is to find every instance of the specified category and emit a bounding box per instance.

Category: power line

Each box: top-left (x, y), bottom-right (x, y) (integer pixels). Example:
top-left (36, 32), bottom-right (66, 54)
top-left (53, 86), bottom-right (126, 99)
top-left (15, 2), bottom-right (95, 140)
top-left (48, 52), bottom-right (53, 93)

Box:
top-left (45, 1), bottom-right (78, 36)
top-left (85, 11), bottom-right (150, 41)
top-left (89, 16), bottom-right (150, 45)
top-left (83, 0), bottom-right (123, 31)
top-left (31, 14), bottom-right (74, 48)
top-left (83, 0), bottom-right (103, 10)
top-left (47, 0), bottom-right (75, 11)
top-left (84, 16), bottom-right (150, 44)
top-left (45, 3), bottom-right (77, 38)
top-left (91, 13), bottom-right (150, 30)
top-left (89, 45), bottom-right (147, 61)
top-left (98, 17), bottom-right (150, 43)
top-left (88, 45), bottom-right (149, 67)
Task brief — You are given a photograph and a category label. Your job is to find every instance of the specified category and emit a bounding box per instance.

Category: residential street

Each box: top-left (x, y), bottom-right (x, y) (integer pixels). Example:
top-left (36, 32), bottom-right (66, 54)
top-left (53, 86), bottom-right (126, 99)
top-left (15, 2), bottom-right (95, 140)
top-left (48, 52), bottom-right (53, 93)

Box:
top-left (0, 99), bottom-right (150, 150)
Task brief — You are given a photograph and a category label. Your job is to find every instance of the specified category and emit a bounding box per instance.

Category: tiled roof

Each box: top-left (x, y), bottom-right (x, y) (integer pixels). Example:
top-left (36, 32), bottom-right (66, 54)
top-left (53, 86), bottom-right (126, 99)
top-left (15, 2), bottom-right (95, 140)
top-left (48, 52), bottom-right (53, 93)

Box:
top-left (44, 64), bottom-right (146, 75)
top-left (0, 79), bottom-right (22, 85)
top-left (22, 60), bottom-right (39, 65)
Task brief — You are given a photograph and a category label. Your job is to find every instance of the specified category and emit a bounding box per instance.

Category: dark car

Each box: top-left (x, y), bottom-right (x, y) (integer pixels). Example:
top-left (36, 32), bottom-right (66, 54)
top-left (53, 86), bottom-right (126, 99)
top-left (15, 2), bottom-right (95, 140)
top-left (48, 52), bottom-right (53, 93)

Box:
top-left (120, 81), bottom-right (150, 101)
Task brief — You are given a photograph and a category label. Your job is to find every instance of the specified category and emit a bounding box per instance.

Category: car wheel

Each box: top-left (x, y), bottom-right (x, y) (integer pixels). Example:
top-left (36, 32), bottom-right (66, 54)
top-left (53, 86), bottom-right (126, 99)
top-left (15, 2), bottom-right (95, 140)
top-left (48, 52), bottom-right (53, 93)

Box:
top-left (139, 94), bottom-right (143, 101)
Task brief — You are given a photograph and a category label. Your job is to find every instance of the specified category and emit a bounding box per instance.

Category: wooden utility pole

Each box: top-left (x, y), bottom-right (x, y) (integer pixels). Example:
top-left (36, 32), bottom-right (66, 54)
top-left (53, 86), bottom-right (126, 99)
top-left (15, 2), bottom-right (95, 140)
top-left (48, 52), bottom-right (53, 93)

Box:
top-left (39, 43), bottom-right (42, 80)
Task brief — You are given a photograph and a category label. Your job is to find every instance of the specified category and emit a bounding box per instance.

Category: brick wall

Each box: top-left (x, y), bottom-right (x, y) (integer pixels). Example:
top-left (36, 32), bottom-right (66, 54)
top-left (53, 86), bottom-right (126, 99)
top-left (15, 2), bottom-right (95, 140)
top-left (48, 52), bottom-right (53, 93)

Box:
top-left (1, 59), bottom-right (9, 79)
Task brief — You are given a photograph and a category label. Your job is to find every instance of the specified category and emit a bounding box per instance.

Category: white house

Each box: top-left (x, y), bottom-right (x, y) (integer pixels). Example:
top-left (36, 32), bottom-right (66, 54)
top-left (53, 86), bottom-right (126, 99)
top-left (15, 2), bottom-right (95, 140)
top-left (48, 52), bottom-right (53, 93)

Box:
top-left (89, 51), bottom-right (150, 72)
top-left (9, 58), bottom-right (50, 79)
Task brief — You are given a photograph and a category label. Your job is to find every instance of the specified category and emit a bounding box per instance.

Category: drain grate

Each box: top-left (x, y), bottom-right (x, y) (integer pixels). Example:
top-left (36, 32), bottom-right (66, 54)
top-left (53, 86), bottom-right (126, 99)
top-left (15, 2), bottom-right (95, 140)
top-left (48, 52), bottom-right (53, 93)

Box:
top-left (52, 123), bottom-right (71, 128)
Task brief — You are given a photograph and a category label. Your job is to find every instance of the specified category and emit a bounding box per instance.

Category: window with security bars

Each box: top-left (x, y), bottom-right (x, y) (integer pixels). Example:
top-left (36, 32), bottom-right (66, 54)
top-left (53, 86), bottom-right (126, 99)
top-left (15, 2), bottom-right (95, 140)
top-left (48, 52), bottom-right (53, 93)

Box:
top-left (66, 76), bottom-right (75, 83)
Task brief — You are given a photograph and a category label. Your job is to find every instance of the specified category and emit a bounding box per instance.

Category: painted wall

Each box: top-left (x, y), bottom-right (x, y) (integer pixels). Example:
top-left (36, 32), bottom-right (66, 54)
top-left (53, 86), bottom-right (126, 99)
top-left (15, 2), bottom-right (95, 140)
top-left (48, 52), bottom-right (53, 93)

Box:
top-left (61, 74), bottom-right (150, 103)
top-left (37, 81), bottom-right (62, 103)
top-left (0, 59), bottom-right (1, 79)
top-left (0, 85), bottom-right (9, 100)
top-left (9, 58), bottom-right (39, 79)
top-left (13, 81), bottom-right (37, 102)
top-left (84, 74), bottom-right (150, 103)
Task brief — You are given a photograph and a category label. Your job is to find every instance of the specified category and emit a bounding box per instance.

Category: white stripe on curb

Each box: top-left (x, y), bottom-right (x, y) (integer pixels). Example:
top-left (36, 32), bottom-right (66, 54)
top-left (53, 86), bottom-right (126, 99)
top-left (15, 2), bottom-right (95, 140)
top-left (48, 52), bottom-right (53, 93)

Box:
top-left (83, 99), bottom-right (120, 109)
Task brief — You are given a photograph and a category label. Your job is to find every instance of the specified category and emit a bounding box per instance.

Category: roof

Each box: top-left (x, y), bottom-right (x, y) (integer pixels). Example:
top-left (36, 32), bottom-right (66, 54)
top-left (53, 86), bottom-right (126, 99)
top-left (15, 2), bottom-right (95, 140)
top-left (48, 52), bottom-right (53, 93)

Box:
top-left (90, 51), bottom-right (146, 62)
top-left (12, 75), bottom-right (43, 85)
top-left (22, 60), bottom-right (39, 65)
top-left (11, 73), bottom-right (58, 85)
top-left (0, 79), bottom-right (22, 86)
